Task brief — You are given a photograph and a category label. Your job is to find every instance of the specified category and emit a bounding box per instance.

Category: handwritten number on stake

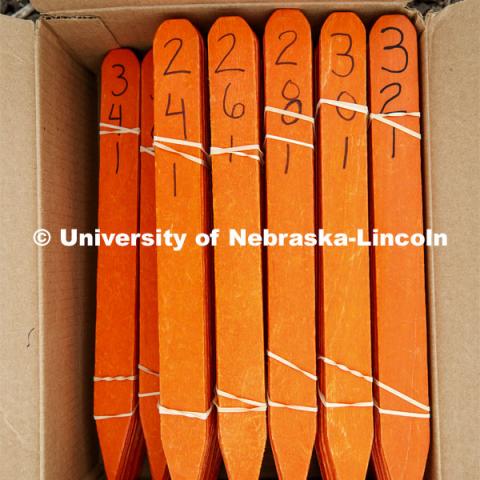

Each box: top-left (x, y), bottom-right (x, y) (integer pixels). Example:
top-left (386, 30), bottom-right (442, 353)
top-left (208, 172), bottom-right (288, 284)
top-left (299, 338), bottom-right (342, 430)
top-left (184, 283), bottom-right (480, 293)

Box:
top-left (222, 82), bottom-right (245, 119)
top-left (381, 27), bottom-right (408, 74)
top-left (111, 64), bottom-right (128, 96)
top-left (215, 33), bottom-right (245, 73)
top-left (331, 33), bottom-right (354, 78)
top-left (281, 80), bottom-right (302, 125)
top-left (163, 38), bottom-right (192, 75)
top-left (275, 30), bottom-right (298, 66)
top-left (165, 93), bottom-right (187, 140)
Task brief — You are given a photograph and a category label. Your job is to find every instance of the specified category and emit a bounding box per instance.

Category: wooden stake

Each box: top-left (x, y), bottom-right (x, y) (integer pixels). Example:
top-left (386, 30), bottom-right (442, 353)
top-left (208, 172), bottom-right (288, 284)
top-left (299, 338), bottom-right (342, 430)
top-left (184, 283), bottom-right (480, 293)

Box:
top-left (139, 49), bottom-right (169, 480)
top-left (369, 14), bottom-right (430, 480)
top-left (154, 19), bottom-right (219, 480)
top-left (264, 9), bottom-right (317, 479)
top-left (95, 48), bottom-right (144, 480)
top-left (316, 12), bottom-right (373, 480)
top-left (208, 16), bottom-right (266, 480)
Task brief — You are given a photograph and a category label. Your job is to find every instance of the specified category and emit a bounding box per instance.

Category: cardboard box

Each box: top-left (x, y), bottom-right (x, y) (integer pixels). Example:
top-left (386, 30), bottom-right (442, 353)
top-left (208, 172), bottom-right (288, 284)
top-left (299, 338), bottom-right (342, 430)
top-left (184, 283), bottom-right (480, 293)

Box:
top-left (0, 0), bottom-right (478, 478)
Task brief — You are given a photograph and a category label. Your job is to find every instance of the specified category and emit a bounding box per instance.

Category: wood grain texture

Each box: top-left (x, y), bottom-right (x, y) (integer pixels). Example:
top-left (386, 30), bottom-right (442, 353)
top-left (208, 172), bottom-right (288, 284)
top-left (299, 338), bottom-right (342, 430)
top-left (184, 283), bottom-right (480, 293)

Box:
top-left (369, 14), bottom-right (430, 480)
top-left (316, 12), bottom-right (373, 480)
top-left (154, 19), bottom-right (219, 480)
top-left (264, 9), bottom-right (317, 480)
top-left (95, 48), bottom-right (144, 480)
top-left (139, 49), bottom-right (169, 480)
top-left (208, 16), bottom-right (266, 480)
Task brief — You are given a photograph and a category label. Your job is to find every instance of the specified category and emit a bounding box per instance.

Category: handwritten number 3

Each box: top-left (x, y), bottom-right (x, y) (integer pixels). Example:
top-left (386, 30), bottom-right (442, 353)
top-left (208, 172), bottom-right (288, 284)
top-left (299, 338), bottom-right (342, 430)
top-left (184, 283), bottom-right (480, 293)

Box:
top-left (331, 33), bottom-right (354, 78)
top-left (381, 27), bottom-right (408, 74)
top-left (111, 64), bottom-right (128, 96)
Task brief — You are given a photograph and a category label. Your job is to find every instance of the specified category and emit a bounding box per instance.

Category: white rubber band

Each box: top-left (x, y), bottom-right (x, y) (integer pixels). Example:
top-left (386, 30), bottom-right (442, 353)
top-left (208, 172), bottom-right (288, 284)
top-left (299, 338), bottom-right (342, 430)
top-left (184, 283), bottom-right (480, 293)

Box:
top-left (319, 356), bottom-right (373, 383)
top-left (99, 123), bottom-right (140, 135)
top-left (374, 378), bottom-right (430, 412)
top-left (265, 106), bottom-right (315, 124)
top-left (210, 144), bottom-right (263, 162)
top-left (138, 364), bottom-right (159, 377)
top-left (374, 402), bottom-right (430, 419)
top-left (318, 389), bottom-right (373, 409)
top-left (268, 351), bottom-right (317, 381)
top-left (94, 404), bottom-right (138, 421)
top-left (216, 388), bottom-right (267, 413)
top-left (138, 391), bottom-right (160, 398)
top-left (319, 356), bottom-right (430, 415)
top-left (265, 133), bottom-right (314, 150)
top-left (153, 136), bottom-right (208, 167)
top-left (140, 145), bottom-right (155, 156)
top-left (157, 402), bottom-right (213, 420)
top-left (316, 98), bottom-right (369, 116)
top-left (370, 112), bottom-right (422, 139)
top-left (93, 375), bottom-right (137, 382)
top-left (267, 397), bottom-right (318, 413)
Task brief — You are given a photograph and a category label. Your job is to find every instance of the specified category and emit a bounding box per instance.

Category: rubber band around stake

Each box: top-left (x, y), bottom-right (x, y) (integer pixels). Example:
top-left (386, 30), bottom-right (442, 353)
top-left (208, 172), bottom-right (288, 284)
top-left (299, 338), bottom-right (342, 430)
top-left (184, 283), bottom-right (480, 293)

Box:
top-left (210, 144), bottom-right (263, 163)
top-left (99, 122), bottom-right (140, 135)
top-left (153, 135), bottom-right (208, 167)
top-left (93, 374), bottom-right (137, 382)
top-left (157, 402), bottom-right (213, 420)
top-left (140, 145), bottom-right (155, 156)
top-left (138, 391), bottom-right (160, 398)
top-left (216, 388), bottom-right (267, 413)
top-left (265, 134), bottom-right (314, 150)
top-left (268, 397), bottom-right (318, 413)
top-left (138, 364), bottom-right (159, 377)
top-left (370, 112), bottom-right (422, 139)
top-left (318, 355), bottom-right (430, 418)
top-left (94, 404), bottom-right (138, 421)
top-left (267, 351), bottom-right (317, 381)
top-left (318, 389), bottom-right (373, 409)
top-left (265, 106), bottom-right (315, 124)
top-left (316, 98), bottom-right (369, 116)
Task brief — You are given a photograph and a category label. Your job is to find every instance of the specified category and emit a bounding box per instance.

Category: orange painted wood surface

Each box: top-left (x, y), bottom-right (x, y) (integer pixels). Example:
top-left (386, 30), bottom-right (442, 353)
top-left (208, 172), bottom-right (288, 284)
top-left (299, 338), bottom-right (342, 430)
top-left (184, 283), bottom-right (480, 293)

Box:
top-left (316, 12), bottom-right (373, 480)
top-left (264, 9), bottom-right (317, 480)
top-left (369, 15), bottom-right (430, 480)
top-left (153, 19), bottom-right (219, 480)
top-left (207, 16), bottom-right (266, 480)
top-left (95, 48), bottom-right (144, 480)
top-left (139, 49), bottom-right (169, 480)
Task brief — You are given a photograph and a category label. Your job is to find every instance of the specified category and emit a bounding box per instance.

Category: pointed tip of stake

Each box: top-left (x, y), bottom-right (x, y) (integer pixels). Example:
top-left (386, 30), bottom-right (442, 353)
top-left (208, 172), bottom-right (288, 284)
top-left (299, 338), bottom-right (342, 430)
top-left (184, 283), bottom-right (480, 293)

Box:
top-left (269, 409), bottom-right (316, 479)
top-left (219, 413), bottom-right (267, 480)
top-left (96, 418), bottom-right (132, 479)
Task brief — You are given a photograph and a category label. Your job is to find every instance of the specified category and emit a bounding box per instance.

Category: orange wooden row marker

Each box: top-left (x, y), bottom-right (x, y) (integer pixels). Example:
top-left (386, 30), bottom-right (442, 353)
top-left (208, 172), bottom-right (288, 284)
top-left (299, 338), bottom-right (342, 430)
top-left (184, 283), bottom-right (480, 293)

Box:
top-left (208, 16), bottom-right (267, 480)
top-left (264, 9), bottom-right (317, 480)
top-left (154, 19), bottom-right (220, 480)
top-left (316, 12), bottom-right (373, 480)
top-left (369, 15), bottom-right (430, 480)
top-left (139, 49), bottom-right (169, 480)
top-left (95, 48), bottom-right (144, 480)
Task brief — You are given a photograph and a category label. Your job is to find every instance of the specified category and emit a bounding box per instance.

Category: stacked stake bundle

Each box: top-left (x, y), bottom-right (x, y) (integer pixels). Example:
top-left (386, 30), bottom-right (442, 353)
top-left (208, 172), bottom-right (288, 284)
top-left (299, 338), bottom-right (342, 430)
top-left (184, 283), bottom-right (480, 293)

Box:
top-left (139, 49), bottom-right (169, 480)
top-left (95, 48), bottom-right (144, 480)
top-left (207, 16), bottom-right (267, 480)
top-left (316, 12), bottom-right (374, 480)
top-left (153, 19), bottom-right (220, 480)
top-left (369, 14), bottom-right (430, 480)
top-left (264, 9), bottom-right (317, 480)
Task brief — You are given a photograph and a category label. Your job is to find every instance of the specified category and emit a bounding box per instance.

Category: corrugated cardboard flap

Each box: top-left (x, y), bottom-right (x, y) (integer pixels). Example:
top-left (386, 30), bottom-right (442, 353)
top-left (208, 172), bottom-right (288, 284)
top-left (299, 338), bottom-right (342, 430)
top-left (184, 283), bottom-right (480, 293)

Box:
top-left (422, 0), bottom-right (480, 478)
top-left (33, 0), bottom-right (409, 14)
top-left (0, 15), bottom-right (39, 480)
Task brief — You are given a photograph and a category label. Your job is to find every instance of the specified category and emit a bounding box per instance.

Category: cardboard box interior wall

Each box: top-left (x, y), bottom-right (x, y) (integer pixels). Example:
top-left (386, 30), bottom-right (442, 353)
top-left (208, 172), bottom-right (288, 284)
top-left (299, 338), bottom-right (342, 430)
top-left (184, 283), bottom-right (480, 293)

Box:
top-left (0, 0), bottom-right (478, 478)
